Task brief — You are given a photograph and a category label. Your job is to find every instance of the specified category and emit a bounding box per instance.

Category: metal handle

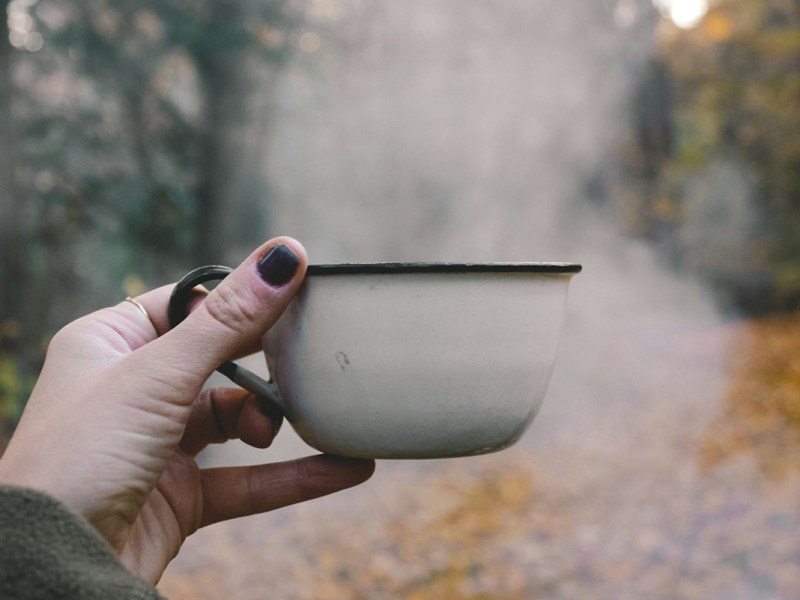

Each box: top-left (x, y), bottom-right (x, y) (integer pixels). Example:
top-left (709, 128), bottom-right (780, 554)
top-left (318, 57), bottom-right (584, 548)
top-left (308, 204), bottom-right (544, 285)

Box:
top-left (168, 265), bottom-right (284, 412)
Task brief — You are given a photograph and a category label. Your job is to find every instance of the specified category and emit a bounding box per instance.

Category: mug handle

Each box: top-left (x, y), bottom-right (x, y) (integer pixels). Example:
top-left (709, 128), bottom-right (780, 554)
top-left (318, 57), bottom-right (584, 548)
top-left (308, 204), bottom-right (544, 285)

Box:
top-left (167, 265), bottom-right (284, 413)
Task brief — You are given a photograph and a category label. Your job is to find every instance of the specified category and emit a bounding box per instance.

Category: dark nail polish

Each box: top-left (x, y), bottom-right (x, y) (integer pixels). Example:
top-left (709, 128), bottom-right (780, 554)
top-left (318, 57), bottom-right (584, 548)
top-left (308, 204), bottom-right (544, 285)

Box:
top-left (258, 244), bottom-right (299, 286)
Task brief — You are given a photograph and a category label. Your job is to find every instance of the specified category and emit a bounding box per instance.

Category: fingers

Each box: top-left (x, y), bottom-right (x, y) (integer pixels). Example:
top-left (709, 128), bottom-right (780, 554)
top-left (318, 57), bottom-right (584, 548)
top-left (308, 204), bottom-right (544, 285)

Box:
top-left (179, 387), bottom-right (283, 456)
top-left (114, 285), bottom-right (202, 351)
top-left (46, 284), bottom-right (182, 361)
top-left (117, 237), bottom-right (307, 406)
top-left (127, 284), bottom-right (208, 339)
top-left (175, 237), bottom-right (307, 368)
top-left (198, 455), bottom-right (376, 527)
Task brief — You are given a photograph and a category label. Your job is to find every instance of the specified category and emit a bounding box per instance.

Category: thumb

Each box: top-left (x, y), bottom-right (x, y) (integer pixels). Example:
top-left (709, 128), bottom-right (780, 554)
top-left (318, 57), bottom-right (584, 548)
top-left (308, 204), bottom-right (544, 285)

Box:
top-left (122, 237), bottom-right (307, 405)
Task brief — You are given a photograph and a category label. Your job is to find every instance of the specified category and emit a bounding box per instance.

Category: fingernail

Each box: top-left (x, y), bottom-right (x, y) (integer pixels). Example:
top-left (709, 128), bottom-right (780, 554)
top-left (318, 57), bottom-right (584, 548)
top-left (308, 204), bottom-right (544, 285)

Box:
top-left (257, 244), bottom-right (299, 286)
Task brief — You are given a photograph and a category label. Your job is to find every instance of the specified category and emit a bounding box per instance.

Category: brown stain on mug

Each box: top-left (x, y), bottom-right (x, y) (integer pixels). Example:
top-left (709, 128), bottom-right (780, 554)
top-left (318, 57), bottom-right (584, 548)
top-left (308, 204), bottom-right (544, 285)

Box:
top-left (335, 351), bottom-right (351, 371)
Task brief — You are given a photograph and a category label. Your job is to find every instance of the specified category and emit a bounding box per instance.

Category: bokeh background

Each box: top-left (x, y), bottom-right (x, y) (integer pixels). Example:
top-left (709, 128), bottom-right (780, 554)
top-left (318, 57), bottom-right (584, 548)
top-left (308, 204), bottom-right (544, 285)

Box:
top-left (2, 0), bottom-right (800, 598)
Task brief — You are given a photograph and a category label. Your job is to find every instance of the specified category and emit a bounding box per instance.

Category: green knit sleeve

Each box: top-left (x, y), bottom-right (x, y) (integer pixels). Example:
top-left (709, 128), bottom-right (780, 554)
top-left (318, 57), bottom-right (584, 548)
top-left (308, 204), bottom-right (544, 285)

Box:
top-left (0, 486), bottom-right (165, 600)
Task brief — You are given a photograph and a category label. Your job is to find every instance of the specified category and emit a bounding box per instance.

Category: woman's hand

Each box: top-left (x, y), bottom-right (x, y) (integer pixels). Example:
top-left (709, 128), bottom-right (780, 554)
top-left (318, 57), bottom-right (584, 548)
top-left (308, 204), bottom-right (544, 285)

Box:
top-left (0, 237), bottom-right (375, 583)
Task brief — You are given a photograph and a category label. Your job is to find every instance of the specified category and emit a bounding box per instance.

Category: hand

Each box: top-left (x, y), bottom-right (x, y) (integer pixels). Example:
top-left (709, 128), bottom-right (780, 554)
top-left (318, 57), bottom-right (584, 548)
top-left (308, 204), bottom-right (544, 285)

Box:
top-left (0, 237), bottom-right (375, 583)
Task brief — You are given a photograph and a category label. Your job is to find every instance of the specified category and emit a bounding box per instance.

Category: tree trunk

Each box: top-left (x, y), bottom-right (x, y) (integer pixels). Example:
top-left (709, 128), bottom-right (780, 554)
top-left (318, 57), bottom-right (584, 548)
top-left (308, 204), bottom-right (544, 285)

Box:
top-left (0, 0), bottom-right (24, 336)
top-left (192, 1), bottom-right (284, 266)
top-left (194, 56), bottom-right (234, 265)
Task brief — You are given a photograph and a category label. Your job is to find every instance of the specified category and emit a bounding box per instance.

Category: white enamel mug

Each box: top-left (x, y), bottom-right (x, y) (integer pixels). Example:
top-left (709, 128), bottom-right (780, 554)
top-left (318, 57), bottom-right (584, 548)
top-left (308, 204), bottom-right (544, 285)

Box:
top-left (259, 263), bottom-right (580, 459)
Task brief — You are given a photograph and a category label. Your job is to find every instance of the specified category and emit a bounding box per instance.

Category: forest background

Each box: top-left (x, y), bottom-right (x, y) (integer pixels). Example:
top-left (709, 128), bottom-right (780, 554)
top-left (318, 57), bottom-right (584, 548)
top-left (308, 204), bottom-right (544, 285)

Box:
top-left (0, 0), bottom-right (798, 433)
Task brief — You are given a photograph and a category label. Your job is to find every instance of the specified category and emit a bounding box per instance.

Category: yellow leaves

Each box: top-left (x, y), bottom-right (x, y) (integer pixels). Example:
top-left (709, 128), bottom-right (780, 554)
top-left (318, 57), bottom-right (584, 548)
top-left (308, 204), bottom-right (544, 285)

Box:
top-left (0, 358), bottom-right (23, 415)
top-left (252, 461), bottom-right (560, 600)
top-left (751, 29), bottom-right (800, 58)
top-left (387, 473), bottom-right (534, 599)
top-left (743, 76), bottom-right (800, 127)
top-left (0, 353), bottom-right (28, 437)
top-left (432, 467), bottom-right (535, 546)
top-left (0, 359), bottom-right (21, 396)
top-left (122, 274), bottom-right (148, 298)
top-left (699, 312), bottom-right (800, 477)
top-left (702, 11), bottom-right (734, 43)
top-left (0, 319), bottom-right (21, 341)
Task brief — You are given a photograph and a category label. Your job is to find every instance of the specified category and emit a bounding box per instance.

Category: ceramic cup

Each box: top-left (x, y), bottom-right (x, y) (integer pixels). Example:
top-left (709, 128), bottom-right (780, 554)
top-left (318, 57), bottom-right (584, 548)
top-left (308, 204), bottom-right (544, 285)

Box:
top-left (261, 262), bottom-right (581, 459)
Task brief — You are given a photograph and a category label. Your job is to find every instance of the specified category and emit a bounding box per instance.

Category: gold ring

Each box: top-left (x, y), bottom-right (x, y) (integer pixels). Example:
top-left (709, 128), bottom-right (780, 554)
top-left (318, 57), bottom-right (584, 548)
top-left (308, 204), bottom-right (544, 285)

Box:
top-left (124, 296), bottom-right (150, 320)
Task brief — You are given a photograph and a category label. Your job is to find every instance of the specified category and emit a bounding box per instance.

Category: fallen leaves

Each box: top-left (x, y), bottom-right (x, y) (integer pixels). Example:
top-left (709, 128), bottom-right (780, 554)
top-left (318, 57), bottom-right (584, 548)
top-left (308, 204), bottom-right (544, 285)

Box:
top-left (156, 314), bottom-right (800, 599)
top-left (700, 311), bottom-right (800, 477)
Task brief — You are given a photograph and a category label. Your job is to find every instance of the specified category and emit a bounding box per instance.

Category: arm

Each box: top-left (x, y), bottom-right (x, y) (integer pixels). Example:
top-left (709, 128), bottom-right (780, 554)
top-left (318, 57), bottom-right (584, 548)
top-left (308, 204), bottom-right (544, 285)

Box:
top-left (0, 486), bottom-right (164, 599)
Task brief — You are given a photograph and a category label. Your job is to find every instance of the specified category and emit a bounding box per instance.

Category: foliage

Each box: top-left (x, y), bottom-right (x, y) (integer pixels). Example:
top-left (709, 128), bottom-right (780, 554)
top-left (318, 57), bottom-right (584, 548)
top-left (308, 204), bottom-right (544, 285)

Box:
top-left (612, 0), bottom-right (800, 314)
top-left (15, 0), bottom-right (298, 269)
top-left (701, 311), bottom-right (800, 477)
top-left (0, 0), bottom-right (303, 424)
top-left (0, 350), bottom-right (31, 446)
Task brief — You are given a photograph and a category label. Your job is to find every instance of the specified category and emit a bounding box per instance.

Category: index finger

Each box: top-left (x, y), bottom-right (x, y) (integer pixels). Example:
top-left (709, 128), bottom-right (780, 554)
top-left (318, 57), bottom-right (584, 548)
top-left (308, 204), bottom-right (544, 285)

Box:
top-left (120, 284), bottom-right (207, 348)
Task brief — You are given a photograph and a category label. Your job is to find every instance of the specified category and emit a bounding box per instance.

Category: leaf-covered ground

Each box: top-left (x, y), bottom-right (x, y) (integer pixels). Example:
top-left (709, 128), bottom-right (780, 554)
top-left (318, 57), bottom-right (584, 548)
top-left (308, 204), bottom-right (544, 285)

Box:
top-left (157, 313), bottom-right (800, 599)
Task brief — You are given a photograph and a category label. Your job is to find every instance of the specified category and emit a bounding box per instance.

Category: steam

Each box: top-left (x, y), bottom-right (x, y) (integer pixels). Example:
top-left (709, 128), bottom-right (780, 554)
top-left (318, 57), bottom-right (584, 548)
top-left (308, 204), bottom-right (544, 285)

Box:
top-left (258, 0), bottom-right (729, 429)
top-left (266, 0), bottom-right (653, 262)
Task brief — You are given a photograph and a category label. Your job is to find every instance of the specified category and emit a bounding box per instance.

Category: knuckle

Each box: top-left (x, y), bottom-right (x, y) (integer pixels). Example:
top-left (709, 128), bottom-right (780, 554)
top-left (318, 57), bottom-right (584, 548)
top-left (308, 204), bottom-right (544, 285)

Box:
top-left (46, 318), bottom-right (88, 354)
top-left (46, 307), bottom-right (122, 355)
top-left (201, 284), bottom-right (259, 337)
top-left (293, 459), bottom-right (318, 500)
top-left (136, 360), bottom-right (206, 406)
top-left (47, 325), bottom-right (73, 353)
top-left (245, 467), bottom-right (260, 516)
top-left (200, 388), bottom-right (232, 440)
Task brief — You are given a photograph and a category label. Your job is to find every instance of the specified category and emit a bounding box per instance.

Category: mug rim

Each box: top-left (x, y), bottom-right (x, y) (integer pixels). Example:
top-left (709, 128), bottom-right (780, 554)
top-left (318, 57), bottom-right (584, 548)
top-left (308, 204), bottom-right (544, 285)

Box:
top-left (306, 262), bottom-right (582, 275)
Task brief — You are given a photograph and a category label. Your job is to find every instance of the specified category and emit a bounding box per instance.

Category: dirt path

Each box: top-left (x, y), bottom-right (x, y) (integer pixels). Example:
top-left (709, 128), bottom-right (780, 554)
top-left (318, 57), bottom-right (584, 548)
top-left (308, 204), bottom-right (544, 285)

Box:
top-left (158, 315), bottom-right (800, 599)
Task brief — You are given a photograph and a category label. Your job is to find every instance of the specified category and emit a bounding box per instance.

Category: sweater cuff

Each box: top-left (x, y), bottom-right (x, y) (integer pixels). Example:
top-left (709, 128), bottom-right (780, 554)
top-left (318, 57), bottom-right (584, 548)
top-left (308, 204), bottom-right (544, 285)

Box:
top-left (0, 485), bottom-right (164, 599)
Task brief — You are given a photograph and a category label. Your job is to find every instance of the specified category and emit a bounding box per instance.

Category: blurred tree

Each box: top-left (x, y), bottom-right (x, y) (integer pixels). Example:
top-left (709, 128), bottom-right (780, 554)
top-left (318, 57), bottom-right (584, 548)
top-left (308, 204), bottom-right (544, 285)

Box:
top-left (0, 0), bottom-right (18, 438)
top-left (0, 0), bottom-right (20, 324)
top-left (41, 0), bottom-right (298, 269)
top-left (0, 0), bottom-right (301, 433)
top-left (612, 0), bottom-right (800, 314)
